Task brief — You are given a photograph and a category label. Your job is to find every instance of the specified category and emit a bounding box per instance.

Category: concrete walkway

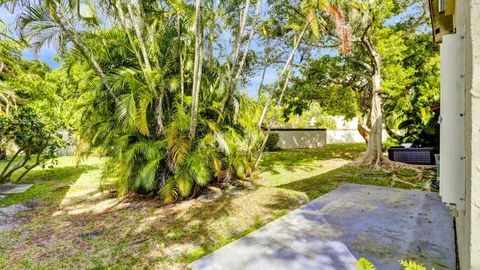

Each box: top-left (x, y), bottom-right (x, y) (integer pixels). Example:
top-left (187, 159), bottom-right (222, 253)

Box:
top-left (189, 184), bottom-right (455, 270)
top-left (0, 183), bottom-right (33, 194)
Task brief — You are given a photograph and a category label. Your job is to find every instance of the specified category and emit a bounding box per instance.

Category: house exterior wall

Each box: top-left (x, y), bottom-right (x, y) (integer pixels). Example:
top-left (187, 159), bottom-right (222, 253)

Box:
top-left (445, 0), bottom-right (480, 268)
top-left (461, 0), bottom-right (480, 268)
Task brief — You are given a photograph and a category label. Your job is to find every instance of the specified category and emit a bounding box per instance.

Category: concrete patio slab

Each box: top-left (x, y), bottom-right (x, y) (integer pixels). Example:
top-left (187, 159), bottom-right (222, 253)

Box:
top-left (0, 183), bottom-right (33, 194)
top-left (189, 184), bottom-right (455, 270)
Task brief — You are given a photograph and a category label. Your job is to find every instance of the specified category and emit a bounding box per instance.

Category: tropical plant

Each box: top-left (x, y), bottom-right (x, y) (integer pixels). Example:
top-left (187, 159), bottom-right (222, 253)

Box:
top-left (4, 0), bottom-right (264, 202)
top-left (0, 23), bottom-right (23, 115)
top-left (355, 258), bottom-right (433, 270)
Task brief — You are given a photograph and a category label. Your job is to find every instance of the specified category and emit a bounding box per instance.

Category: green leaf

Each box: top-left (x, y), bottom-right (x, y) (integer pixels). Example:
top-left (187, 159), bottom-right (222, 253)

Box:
top-left (355, 258), bottom-right (376, 270)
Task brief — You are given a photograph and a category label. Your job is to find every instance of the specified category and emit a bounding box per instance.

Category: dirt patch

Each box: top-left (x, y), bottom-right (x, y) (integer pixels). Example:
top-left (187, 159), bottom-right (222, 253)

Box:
top-left (0, 203), bottom-right (31, 232)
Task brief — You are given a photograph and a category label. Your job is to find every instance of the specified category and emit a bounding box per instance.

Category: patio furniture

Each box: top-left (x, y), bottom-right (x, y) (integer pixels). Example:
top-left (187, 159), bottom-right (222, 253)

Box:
top-left (388, 147), bottom-right (436, 165)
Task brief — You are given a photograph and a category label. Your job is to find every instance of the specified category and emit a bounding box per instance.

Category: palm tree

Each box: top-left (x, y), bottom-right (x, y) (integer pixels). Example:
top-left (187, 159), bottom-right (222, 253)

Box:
top-left (189, 0), bottom-right (203, 141)
top-left (17, 0), bottom-right (118, 102)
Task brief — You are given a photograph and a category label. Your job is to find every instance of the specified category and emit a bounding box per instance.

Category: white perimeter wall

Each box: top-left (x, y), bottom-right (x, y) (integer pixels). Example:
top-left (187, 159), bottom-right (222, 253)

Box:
top-left (273, 128), bottom-right (387, 149)
top-left (326, 130), bottom-right (365, 144)
top-left (274, 130), bottom-right (327, 149)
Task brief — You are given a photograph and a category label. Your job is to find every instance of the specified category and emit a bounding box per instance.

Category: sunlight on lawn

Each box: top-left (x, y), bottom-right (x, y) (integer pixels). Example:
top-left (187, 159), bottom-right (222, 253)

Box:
top-left (53, 157), bottom-right (122, 216)
top-left (259, 143), bottom-right (366, 187)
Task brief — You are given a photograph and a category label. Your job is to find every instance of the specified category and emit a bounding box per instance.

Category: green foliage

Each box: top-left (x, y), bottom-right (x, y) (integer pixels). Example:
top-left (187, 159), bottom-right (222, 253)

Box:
top-left (399, 260), bottom-right (429, 270)
top-left (283, 56), bottom-right (361, 121)
top-left (265, 132), bottom-right (280, 152)
top-left (60, 21), bottom-right (261, 202)
top-left (284, 0), bottom-right (438, 149)
top-left (355, 258), bottom-right (376, 270)
top-left (383, 34), bottom-right (440, 146)
top-left (355, 258), bottom-right (433, 270)
top-left (0, 106), bottom-right (64, 182)
top-left (279, 103), bottom-right (338, 129)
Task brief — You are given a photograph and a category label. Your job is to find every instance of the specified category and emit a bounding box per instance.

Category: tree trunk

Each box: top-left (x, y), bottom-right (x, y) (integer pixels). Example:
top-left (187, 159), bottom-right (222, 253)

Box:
top-left (217, 0), bottom-right (251, 119)
top-left (366, 70), bottom-right (383, 164)
top-left (257, 22), bottom-right (309, 129)
top-left (189, 0), bottom-right (203, 141)
top-left (156, 94), bottom-right (164, 136)
top-left (126, 2), bottom-right (152, 71)
top-left (234, 0), bottom-right (262, 82)
top-left (177, 14), bottom-right (185, 103)
top-left (257, 64), bottom-right (267, 102)
top-left (352, 39), bottom-right (393, 167)
top-left (0, 147), bottom-right (23, 182)
top-left (254, 69), bottom-right (292, 168)
top-left (357, 116), bottom-right (370, 144)
top-left (115, 1), bottom-right (145, 72)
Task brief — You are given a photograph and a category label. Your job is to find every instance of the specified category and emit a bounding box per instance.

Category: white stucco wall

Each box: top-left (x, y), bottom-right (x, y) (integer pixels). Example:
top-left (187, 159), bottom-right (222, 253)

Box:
top-left (326, 130), bottom-right (365, 144)
top-left (273, 129), bottom-right (327, 149)
top-left (462, 0), bottom-right (480, 268)
top-left (326, 129), bottom-right (389, 144)
top-left (444, 0), bottom-right (480, 269)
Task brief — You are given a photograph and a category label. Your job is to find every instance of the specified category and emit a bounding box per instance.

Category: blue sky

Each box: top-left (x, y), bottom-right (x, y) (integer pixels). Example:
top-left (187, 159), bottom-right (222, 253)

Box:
top-left (1, 7), bottom-right (62, 69)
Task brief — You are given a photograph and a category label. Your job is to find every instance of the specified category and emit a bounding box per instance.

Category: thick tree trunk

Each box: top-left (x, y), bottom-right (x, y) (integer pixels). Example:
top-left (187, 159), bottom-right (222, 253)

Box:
top-left (352, 39), bottom-right (393, 167)
top-left (366, 70), bottom-right (384, 164)
top-left (357, 116), bottom-right (370, 144)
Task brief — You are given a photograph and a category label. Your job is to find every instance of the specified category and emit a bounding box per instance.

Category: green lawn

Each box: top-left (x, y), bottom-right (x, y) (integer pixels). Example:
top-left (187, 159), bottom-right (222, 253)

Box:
top-left (0, 144), bottom-right (435, 269)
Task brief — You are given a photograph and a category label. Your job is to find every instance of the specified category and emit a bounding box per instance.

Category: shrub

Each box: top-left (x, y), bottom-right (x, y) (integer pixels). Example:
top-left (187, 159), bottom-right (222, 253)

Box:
top-left (0, 107), bottom-right (64, 183)
top-left (265, 133), bottom-right (280, 152)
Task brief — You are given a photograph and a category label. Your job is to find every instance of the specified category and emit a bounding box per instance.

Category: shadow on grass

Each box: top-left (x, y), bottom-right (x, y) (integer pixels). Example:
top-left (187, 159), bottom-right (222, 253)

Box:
top-left (277, 165), bottom-right (392, 200)
top-left (260, 143), bottom-right (366, 175)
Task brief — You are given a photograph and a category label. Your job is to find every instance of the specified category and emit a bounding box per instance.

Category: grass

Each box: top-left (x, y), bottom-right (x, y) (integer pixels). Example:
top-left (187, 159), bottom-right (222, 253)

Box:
top-left (0, 144), bottom-right (436, 269)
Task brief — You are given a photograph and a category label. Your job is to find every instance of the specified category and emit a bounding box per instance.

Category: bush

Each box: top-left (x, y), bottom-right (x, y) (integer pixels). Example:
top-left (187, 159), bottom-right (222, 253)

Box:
top-left (265, 133), bottom-right (280, 152)
top-left (0, 107), bottom-right (64, 183)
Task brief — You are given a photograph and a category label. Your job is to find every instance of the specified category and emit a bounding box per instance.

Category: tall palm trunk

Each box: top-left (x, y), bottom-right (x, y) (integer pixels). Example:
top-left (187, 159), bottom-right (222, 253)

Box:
top-left (234, 0), bottom-right (262, 82)
top-left (189, 0), bottom-right (203, 141)
top-left (217, 0), bottom-right (252, 119)
top-left (254, 69), bottom-right (293, 168)
top-left (258, 22), bottom-right (308, 129)
top-left (177, 14), bottom-right (185, 102)
top-left (115, 2), bottom-right (146, 74)
top-left (257, 63), bottom-right (268, 102)
top-left (125, 2), bottom-right (152, 72)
